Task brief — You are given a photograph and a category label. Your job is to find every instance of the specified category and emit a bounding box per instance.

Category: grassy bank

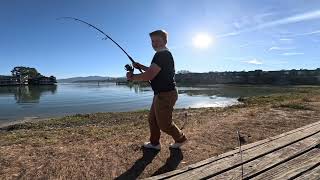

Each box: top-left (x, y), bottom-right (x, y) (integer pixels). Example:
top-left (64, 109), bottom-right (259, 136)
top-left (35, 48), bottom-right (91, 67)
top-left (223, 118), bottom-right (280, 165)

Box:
top-left (1, 86), bottom-right (320, 179)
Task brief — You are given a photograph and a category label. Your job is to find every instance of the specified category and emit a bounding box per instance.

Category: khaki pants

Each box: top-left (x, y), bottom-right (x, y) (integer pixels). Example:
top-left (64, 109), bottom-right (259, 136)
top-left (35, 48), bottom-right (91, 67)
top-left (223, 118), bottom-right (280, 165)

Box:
top-left (148, 89), bottom-right (185, 145)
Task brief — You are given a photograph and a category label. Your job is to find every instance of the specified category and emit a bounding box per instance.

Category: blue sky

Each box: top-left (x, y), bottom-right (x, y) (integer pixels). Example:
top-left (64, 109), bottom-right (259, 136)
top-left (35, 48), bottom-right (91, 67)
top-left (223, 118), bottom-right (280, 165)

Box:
top-left (1, 0), bottom-right (320, 78)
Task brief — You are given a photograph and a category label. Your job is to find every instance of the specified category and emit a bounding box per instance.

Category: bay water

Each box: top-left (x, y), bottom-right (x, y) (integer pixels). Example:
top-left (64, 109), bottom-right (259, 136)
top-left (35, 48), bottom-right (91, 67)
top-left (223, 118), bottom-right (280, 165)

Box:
top-left (0, 83), bottom-right (293, 125)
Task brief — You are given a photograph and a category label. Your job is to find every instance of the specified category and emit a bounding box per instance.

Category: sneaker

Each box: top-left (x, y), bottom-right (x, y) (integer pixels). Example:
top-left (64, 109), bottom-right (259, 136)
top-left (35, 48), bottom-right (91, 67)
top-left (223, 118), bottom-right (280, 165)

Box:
top-left (169, 139), bottom-right (187, 149)
top-left (143, 142), bottom-right (161, 150)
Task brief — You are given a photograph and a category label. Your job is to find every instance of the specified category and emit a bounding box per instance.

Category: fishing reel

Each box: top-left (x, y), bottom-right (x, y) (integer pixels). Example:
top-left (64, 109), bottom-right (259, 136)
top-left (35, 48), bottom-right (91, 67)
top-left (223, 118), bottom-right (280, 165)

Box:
top-left (125, 64), bottom-right (134, 73)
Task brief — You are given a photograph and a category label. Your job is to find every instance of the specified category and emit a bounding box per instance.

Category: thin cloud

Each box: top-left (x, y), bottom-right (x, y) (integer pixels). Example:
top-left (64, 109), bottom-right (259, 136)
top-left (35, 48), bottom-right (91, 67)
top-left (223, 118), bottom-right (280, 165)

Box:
top-left (286, 30), bottom-right (320, 37)
top-left (238, 43), bottom-right (251, 48)
top-left (233, 12), bottom-right (275, 30)
top-left (256, 10), bottom-right (320, 29)
top-left (217, 32), bottom-right (240, 38)
top-left (278, 38), bottom-right (294, 44)
top-left (254, 12), bottom-right (275, 24)
top-left (279, 38), bottom-right (293, 41)
top-left (218, 10), bottom-right (320, 38)
top-left (232, 16), bottom-right (251, 30)
top-left (269, 46), bottom-right (295, 51)
top-left (243, 59), bottom-right (263, 65)
top-left (282, 52), bottom-right (304, 56)
top-left (302, 30), bottom-right (320, 35)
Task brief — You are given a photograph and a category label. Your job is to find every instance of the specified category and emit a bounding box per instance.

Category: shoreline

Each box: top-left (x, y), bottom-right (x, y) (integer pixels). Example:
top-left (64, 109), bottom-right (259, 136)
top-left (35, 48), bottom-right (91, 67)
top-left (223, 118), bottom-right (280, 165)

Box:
top-left (0, 117), bottom-right (52, 129)
top-left (0, 102), bottom-right (240, 129)
top-left (0, 106), bottom-right (227, 129)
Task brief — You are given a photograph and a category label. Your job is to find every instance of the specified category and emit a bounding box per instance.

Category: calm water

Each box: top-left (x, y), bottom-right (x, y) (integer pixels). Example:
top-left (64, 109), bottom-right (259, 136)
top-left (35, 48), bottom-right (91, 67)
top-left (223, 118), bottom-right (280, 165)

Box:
top-left (0, 83), bottom-right (295, 125)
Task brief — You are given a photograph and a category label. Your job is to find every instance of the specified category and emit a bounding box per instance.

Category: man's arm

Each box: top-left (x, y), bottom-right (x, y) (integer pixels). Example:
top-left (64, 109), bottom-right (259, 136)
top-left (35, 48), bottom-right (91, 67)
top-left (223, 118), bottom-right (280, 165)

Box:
top-left (133, 62), bottom-right (149, 72)
top-left (128, 63), bottom-right (161, 81)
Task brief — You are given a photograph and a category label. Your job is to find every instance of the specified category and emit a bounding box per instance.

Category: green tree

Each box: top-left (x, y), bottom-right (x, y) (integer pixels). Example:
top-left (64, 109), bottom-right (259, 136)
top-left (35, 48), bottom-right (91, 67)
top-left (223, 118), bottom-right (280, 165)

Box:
top-left (11, 66), bottom-right (40, 79)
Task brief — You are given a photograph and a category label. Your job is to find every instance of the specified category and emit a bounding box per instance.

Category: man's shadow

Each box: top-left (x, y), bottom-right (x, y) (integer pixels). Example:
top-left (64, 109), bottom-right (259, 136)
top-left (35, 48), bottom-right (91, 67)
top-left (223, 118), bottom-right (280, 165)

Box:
top-left (115, 147), bottom-right (160, 180)
top-left (151, 148), bottom-right (183, 176)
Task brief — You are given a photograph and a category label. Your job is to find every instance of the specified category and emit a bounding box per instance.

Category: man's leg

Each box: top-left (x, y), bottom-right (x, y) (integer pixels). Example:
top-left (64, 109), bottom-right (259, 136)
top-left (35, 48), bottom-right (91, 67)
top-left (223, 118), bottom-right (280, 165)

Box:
top-left (148, 96), bottom-right (161, 145)
top-left (155, 90), bottom-right (186, 143)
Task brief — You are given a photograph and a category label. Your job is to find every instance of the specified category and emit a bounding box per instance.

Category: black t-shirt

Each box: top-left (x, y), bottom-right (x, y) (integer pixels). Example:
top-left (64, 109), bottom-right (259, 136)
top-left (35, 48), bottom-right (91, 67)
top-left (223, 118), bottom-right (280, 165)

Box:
top-left (151, 50), bottom-right (176, 94)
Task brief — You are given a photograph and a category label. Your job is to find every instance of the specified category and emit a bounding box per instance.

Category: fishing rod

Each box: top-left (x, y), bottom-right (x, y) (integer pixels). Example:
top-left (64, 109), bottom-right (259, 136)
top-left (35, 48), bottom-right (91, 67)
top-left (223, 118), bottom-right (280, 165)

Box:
top-left (57, 17), bottom-right (185, 130)
top-left (57, 17), bottom-right (143, 74)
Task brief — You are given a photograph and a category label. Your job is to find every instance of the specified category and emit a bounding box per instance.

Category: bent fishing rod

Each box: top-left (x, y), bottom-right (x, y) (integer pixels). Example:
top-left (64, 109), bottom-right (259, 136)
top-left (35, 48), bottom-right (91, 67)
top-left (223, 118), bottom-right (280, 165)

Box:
top-left (58, 17), bottom-right (184, 129)
top-left (57, 17), bottom-right (143, 74)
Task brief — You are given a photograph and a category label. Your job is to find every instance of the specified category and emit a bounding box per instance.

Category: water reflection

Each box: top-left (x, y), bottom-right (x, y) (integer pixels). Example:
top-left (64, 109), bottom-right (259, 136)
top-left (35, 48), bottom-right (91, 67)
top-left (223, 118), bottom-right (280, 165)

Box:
top-left (177, 85), bottom-right (293, 98)
top-left (0, 85), bottom-right (57, 103)
top-left (121, 83), bottom-right (152, 94)
top-left (126, 84), bottom-right (143, 94)
top-left (0, 83), bottom-right (300, 122)
top-left (121, 84), bottom-right (293, 98)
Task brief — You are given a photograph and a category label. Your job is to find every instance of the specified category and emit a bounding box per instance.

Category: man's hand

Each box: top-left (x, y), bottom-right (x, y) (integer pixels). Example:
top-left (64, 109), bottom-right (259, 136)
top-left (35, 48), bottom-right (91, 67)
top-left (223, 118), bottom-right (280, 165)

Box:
top-left (132, 62), bottom-right (142, 69)
top-left (126, 72), bottom-right (134, 81)
top-left (132, 62), bottom-right (149, 72)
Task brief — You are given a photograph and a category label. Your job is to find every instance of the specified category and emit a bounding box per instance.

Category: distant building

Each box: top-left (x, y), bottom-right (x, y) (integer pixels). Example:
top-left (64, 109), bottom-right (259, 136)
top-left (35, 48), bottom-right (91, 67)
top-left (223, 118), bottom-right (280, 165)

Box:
top-left (28, 76), bottom-right (57, 85)
top-left (0, 76), bottom-right (20, 86)
top-left (175, 68), bottom-right (320, 85)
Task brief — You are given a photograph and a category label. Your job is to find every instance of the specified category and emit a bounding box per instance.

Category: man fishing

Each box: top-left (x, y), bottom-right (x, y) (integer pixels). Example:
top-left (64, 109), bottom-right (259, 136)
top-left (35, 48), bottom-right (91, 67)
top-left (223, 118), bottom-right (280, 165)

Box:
top-left (126, 30), bottom-right (187, 150)
top-left (58, 18), bottom-right (186, 149)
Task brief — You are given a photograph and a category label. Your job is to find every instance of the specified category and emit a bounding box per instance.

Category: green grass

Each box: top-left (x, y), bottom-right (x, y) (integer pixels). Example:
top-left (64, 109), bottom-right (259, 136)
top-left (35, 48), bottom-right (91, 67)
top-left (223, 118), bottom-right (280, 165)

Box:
top-left (238, 87), bottom-right (320, 107)
top-left (278, 103), bottom-right (312, 110)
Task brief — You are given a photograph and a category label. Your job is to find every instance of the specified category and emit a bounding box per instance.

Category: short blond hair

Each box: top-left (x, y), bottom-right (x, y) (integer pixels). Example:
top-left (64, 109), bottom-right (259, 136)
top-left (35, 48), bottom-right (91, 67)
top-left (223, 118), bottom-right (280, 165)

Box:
top-left (149, 30), bottom-right (168, 42)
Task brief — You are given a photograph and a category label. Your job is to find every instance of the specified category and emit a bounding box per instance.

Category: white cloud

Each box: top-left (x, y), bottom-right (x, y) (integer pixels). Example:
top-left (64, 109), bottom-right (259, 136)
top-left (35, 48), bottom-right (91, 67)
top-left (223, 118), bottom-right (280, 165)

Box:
top-left (233, 12), bottom-right (275, 30)
top-left (217, 32), bottom-right (240, 38)
top-left (232, 16), bottom-right (251, 30)
top-left (279, 38), bottom-right (293, 41)
top-left (302, 30), bottom-right (320, 35)
top-left (243, 59), bottom-right (263, 65)
top-left (256, 10), bottom-right (320, 29)
top-left (286, 30), bottom-right (320, 37)
top-left (254, 12), bottom-right (275, 24)
top-left (269, 46), bottom-right (295, 51)
top-left (219, 10), bottom-right (320, 38)
top-left (282, 52), bottom-right (304, 56)
top-left (238, 43), bottom-right (251, 48)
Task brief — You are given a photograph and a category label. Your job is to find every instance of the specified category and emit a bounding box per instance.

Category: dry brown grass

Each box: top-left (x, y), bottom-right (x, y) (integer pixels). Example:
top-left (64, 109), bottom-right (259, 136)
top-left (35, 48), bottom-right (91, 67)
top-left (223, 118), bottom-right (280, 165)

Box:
top-left (1, 87), bottom-right (320, 179)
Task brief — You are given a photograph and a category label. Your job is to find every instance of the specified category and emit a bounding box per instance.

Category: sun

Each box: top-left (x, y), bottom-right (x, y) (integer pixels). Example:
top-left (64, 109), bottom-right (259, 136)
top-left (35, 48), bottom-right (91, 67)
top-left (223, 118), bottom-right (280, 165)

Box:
top-left (192, 33), bottom-right (212, 49)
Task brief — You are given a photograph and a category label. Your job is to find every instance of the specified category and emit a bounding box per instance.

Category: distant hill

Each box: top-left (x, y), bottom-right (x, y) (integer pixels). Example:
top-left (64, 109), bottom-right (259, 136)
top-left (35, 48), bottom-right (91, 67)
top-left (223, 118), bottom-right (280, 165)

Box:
top-left (57, 76), bottom-right (121, 83)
